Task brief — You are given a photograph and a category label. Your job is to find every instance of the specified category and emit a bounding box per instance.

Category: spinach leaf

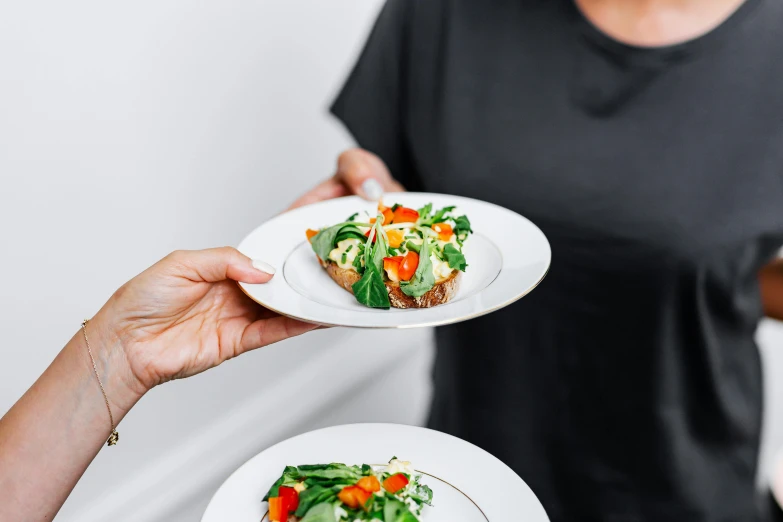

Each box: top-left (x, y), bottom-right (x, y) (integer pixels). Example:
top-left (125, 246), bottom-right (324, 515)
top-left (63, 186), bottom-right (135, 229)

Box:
top-left (295, 485), bottom-right (333, 516)
top-left (300, 467), bottom-right (363, 481)
top-left (442, 244), bottom-right (467, 272)
top-left (300, 502), bottom-right (337, 522)
top-left (352, 267), bottom-right (391, 309)
top-left (454, 215), bottom-right (472, 236)
top-left (383, 499), bottom-right (418, 522)
top-left (311, 223), bottom-right (350, 261)
top-left (262, 466), bottom-right (301, 500)
top-left (400, 239), bottom-right (435, 297)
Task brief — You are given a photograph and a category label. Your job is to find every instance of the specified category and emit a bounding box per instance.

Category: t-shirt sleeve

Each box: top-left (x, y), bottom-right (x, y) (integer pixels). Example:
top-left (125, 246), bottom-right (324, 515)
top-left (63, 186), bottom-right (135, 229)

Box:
top-left (330, 0), bottom-right (420, 190)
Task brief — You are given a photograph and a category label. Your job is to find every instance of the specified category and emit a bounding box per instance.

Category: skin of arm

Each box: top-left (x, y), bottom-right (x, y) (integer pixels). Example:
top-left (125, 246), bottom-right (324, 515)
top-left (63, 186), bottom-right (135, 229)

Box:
top-left (760, 258), bottom-right (783, 321)
top-left (0, 247), bottom-right (317, 522)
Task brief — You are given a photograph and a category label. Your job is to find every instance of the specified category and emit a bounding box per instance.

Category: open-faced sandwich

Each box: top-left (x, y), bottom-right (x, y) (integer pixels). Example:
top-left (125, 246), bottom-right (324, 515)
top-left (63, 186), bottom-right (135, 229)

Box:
top-left (263, 458), bottom-right (433, 522)
top-left (306, 202), bottom-right (472, 309)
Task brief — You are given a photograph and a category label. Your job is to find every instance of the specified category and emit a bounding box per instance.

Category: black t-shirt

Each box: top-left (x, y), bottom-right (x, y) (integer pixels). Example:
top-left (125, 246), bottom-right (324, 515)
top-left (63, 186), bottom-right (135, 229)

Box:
top-left (331, 1), bottom-right (783, 520)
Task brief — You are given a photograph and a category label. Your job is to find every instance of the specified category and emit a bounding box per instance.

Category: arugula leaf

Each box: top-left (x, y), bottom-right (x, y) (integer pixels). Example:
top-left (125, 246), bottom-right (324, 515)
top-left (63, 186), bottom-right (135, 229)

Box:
top-left (417, 203), bottom-right (432, 221)
top-left (454, 215), bottom-right (472, 236)
top-left (404, 241), bottom-right (420, 254)
top-left (400, 239), bottom-right (435, 297)
top-left (442, 244), bottom-right (467, 271)
top-left (384, 499), bottom-right (419, 522)
top-left (420, 205), bottom-right (455, 226)
top-left (352, 267), bottom-right (391, 309)
top-left (300, 502), bottom-right (337, 522)
top-left (408, 482), bottom-right (434, 506)
top-left (352, 249), bottom-right (366, 274)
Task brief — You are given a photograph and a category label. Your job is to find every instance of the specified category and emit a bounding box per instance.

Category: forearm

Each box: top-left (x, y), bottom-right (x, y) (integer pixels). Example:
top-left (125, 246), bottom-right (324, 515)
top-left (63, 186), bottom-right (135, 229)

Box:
top-left (0, 313), bottom-right (144, 521)
top-left (760, 258), bottom-right (783, 321)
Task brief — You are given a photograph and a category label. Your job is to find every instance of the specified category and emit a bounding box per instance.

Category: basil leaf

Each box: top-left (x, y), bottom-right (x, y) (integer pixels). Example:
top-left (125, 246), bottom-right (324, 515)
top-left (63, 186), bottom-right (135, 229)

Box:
top-left (383, 499), bottom-right (418, 522)
top-left (454, 215), bottom-right (472, 236)
top-left (352, 267), bottom-right (391, 309)
top-left (442, 244), bottom-right (467, 272)
top-left (400, 240), bottom-right (435, 297)
top-left (300, 502), bottom-right (337, 522)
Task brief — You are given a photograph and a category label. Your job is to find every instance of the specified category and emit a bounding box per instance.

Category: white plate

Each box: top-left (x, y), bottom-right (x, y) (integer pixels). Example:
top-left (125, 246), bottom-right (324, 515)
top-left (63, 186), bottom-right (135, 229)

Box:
top-left (201, 423), bottom-right (550, 522)
top-left (238, 193), bottom-right (550, 328)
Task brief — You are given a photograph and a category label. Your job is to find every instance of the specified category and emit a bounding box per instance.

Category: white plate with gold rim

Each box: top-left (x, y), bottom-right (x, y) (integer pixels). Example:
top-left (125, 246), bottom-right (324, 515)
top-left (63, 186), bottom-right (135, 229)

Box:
top-left (237, 193), bottom-right (550, 328)
top-left (201, 423), bottom-right (550, 522)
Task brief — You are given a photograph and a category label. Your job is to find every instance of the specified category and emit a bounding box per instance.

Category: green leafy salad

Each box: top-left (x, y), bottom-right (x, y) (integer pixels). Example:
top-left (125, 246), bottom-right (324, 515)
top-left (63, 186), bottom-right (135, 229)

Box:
top-left (305, 201), bottom-right (473, 309)
top-left (263, 458), bottom-right (433, 522)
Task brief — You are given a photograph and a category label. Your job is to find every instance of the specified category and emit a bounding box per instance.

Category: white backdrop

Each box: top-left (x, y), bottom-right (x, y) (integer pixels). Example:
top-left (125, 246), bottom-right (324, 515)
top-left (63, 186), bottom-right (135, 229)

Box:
top-left (0, 1), bottom-right (781, 521)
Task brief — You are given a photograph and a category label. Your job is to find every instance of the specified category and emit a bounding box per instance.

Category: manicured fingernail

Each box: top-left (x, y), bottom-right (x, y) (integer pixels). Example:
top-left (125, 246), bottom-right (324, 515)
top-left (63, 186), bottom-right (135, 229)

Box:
top-left (361, 179), bottom-right (383, 201)
top-left (252, 259), bottom-right (276, 275)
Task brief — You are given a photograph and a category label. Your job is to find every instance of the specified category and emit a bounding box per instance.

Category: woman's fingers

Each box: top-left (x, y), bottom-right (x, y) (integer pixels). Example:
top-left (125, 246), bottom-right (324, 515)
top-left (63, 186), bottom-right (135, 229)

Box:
top-left (288, 177), bottom-right (349, 210)
top-left (335, 148), bottom-right (405, 200)
top-left (239, 315), bottom-right (320, 353)
top-left (163, 247), bottom-right (276, 284)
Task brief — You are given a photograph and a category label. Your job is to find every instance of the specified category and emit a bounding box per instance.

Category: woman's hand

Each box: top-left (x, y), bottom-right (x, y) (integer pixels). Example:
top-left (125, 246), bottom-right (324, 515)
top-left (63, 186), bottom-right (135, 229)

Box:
top-left (288, 148), bottom-right (405, 210)
top-left (91, 247), bottom-right (318, 400)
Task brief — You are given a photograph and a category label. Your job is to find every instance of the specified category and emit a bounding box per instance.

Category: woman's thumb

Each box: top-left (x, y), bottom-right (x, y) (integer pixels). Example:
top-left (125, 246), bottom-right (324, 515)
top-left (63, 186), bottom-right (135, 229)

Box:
top-left (164, 247), bottom-right (276, 284)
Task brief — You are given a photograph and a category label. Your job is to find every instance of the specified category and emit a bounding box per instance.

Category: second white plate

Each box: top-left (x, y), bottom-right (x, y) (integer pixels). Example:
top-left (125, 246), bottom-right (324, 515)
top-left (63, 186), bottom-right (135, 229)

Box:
top-left (201, 424), bottom-right (551, 522)
top-left (237, 193), bottom-right (550, 328)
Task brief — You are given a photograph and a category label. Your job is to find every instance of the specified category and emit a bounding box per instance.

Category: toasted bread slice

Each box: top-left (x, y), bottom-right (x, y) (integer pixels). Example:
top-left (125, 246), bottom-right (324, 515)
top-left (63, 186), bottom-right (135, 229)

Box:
top-left (321, 260), bottom-right (460, 309)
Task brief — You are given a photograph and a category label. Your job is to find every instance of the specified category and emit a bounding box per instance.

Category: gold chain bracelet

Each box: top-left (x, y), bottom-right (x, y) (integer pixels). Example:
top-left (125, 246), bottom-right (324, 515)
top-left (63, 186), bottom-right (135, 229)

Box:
top-left (81, 319), bottom-right (119, 447)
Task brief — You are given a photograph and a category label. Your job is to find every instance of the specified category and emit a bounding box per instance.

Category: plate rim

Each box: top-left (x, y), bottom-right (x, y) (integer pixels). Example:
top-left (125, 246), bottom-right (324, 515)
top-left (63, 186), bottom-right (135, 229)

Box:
top-left (237, 193), bottom-right (551, 329)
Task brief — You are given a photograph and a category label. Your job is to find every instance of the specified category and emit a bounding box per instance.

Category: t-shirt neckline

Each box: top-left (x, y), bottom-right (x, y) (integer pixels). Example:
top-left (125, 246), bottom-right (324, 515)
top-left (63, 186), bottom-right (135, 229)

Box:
top-left (566, 0), bottom-right (762, 63)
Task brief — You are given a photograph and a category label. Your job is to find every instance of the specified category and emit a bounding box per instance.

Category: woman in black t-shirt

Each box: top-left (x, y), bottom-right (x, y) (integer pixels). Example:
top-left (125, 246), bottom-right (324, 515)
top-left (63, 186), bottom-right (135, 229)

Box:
top-left (292, 0), bottom-right (783, 520)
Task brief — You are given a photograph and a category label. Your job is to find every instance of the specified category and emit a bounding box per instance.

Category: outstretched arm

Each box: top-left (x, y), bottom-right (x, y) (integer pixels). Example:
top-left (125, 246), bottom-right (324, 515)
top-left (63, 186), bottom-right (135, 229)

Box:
top-left (0, 247), bottom-right (317, 522)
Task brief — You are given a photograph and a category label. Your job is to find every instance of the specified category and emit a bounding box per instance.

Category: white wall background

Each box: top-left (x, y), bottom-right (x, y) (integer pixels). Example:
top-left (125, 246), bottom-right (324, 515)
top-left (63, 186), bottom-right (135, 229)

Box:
top-left (0, 1), bottom-right (781, 521)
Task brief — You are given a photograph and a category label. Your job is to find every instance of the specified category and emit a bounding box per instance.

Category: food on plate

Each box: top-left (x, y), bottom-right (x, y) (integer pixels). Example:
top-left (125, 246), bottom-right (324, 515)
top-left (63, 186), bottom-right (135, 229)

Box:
top-left (263, 457), bottom-right (434, 522)
top-left (307, 202), bottom-right (472, 309)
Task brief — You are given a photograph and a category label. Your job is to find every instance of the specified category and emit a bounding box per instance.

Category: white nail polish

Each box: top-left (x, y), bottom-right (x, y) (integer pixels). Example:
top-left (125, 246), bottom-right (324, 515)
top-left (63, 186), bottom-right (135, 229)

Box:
top-left (252, 259), bottom-right (276, 275)
top-left (362, 179), bottom-right (383, 201)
